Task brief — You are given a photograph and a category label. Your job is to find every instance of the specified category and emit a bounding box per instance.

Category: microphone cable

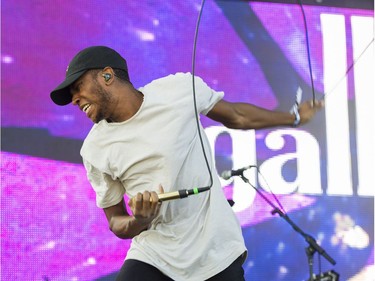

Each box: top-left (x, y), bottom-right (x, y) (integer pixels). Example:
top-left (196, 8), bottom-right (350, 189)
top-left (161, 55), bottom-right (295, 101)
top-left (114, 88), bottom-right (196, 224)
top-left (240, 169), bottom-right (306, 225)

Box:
top-left (297, 0), bottom-right (374, 102)
top-left (182, 0), bottom-right (373, 201)
top-left (159, 0), bottom-right (211, 202)
top-left (297, 0), bottom-right (316, 106)
top-left (190, 0), bottom-right (213, 194)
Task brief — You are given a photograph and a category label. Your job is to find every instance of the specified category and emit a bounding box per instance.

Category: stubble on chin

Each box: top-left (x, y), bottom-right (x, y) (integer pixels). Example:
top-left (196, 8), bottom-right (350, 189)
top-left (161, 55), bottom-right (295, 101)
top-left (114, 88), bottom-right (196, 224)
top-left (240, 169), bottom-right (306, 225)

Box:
top-left (93, 86), bottom-right (113, 123)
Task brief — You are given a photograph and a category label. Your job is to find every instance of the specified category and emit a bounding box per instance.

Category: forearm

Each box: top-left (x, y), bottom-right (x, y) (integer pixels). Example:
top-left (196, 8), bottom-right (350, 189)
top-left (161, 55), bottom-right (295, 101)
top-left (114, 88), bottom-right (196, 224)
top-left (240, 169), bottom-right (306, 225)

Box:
top-left (109, 214), bottom-right (151, 239)
top-left (231, 103), bottom-right (295, 129)
top-left (208, 99), bottom-right (323, 130)
top-left (209, 101), bottom-right (295, 130)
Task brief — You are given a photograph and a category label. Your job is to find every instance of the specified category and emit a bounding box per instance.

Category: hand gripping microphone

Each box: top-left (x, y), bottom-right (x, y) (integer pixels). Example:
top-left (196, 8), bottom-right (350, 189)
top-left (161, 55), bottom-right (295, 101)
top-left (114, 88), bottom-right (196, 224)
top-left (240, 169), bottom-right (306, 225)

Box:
top-left (220, 165), bottom-right (255, 180)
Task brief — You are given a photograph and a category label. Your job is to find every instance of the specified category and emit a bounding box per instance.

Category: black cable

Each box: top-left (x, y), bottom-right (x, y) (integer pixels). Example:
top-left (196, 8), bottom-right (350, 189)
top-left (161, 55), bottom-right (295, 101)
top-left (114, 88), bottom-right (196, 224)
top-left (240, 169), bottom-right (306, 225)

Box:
top-left (191, 0), bottom-right (213, 191)
top-left (156, 0), bottom-right (212, 202)
top-left (297, 0), bottom-right (316, 105)
top-left (296, 1), bottom-right (374, 103)
top-left (188, 0), bottom-right (373, 198)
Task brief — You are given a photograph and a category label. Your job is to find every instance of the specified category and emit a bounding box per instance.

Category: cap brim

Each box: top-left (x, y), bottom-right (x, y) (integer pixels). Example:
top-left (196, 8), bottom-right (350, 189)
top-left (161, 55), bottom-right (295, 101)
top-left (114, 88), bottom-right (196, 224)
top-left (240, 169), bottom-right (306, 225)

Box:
top-left (50, 70), bottom-right (86, 106)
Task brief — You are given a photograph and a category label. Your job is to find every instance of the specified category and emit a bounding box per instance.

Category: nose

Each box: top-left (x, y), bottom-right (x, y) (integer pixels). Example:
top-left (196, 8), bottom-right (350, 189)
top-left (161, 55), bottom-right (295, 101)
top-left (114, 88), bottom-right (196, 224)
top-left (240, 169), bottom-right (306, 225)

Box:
top-left (71, 93), bottom-right (80, 106)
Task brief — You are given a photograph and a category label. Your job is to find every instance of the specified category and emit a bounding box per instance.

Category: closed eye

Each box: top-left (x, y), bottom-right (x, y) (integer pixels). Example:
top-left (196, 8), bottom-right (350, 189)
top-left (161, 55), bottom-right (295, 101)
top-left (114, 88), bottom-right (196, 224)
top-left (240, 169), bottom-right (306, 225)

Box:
top-left (70, 80), bottom-right (83, 94)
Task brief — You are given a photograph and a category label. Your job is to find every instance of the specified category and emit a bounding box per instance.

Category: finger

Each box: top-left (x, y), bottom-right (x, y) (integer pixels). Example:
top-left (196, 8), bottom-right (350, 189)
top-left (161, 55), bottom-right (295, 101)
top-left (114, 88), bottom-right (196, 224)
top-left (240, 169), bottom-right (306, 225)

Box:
top-left (135, 192), bottom-right (143, 211)
top-left (150, 191), bottom-right (161, 215)
top-left (156, 185), bottom-right (165, 203)
top-left (128, 193), bottom-right (140, 208)
top-left (312, 99), bottom-right (324, 109)
top-left (158, 184), bottom-right (164, 194)
top-left (128, 193), bottom-right (143, 215)
top-left (142, 191), bottom-right (151, 209)
top-left (150, 191), bottom-right (159, 204)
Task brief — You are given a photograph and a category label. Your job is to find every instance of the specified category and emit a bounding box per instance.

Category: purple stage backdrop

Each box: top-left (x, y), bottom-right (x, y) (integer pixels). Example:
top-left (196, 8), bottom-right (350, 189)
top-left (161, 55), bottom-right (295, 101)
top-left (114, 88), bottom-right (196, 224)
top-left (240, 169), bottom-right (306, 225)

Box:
top-left (1, 1), bottom-right (374, 280)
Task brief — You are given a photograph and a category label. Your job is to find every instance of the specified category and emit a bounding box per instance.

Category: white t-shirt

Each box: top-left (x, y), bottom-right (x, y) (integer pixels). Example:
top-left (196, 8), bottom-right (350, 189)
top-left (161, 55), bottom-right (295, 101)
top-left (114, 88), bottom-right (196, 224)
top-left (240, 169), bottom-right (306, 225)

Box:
top-left (81, 72), bottom-right (246, 281)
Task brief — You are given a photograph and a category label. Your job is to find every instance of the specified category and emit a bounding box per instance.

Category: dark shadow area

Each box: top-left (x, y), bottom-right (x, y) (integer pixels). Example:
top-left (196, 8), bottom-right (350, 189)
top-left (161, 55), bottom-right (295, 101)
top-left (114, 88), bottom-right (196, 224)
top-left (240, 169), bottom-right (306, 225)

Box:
top-left (227, 0), bottom-right (373, 10)
top-left (1, 127), bottom-right (83, 164)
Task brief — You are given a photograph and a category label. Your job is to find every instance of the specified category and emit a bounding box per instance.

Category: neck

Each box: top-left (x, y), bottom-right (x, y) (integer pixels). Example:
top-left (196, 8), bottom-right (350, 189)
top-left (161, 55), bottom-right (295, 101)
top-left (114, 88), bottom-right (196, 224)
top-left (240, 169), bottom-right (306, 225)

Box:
top-left (107, 86), bottom-right (144, 123)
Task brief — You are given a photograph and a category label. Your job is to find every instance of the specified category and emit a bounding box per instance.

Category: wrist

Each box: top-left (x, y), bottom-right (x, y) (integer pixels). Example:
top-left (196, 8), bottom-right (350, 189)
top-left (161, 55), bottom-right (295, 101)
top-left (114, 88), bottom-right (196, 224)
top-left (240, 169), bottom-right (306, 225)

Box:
top-left (133, 215), bottom-right (152, 227)
top-left (291, 107), bottom-right (300, 127)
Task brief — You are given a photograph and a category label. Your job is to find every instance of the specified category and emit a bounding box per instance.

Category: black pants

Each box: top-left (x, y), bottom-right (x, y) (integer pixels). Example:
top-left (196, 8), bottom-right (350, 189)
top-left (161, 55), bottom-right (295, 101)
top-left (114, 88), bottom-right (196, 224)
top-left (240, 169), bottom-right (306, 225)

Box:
top-left (115, 255), bottom-right (245, 281)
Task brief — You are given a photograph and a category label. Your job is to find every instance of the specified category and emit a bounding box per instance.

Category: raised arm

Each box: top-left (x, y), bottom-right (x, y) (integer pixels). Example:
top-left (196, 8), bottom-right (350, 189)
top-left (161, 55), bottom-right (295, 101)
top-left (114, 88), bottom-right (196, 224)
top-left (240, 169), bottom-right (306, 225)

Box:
top-left (206, 99), bottom-right (323, 130)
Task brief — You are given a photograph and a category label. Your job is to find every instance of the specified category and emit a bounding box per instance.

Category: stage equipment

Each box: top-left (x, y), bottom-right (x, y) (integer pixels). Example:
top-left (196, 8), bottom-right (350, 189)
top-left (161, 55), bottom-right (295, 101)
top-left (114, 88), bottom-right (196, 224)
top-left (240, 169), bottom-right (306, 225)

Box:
top-left (230, 166), bottom-right (338, 281)
top-left (307, 270), bottom-right (339, 281)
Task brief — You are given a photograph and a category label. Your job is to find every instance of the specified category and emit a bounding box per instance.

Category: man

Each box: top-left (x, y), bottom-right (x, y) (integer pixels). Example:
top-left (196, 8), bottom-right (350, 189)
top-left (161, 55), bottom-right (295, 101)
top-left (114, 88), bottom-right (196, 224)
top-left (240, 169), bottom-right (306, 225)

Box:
top-left (50, 46), bottom-right (323, 281)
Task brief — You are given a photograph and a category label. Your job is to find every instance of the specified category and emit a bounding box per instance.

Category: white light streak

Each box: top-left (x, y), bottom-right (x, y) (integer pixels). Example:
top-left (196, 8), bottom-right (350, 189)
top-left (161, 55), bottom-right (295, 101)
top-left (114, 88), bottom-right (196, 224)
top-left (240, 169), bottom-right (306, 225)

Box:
top-left (2, 55), bottom-right (14, 64)
top-left (135, 29), bottom-right (155, 41)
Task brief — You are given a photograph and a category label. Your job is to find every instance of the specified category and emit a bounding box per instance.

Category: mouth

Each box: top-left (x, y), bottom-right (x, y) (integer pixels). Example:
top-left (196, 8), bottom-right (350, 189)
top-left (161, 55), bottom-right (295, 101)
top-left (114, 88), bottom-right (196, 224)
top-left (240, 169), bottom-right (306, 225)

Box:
top-left (82, 104), bottom-right (91, 115)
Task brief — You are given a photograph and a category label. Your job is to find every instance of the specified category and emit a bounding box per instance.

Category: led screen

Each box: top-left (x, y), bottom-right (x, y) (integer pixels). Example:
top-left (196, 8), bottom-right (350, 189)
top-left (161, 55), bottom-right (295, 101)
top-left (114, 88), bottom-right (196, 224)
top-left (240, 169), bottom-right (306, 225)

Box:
top-left (1, 1), bottom-right (374, 280)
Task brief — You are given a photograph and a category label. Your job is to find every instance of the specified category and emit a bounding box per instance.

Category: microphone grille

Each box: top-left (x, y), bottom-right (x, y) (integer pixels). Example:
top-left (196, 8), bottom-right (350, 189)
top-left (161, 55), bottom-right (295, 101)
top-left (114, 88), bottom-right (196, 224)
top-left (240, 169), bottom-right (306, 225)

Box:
top-left (221, 170), bottom-right (232, 180)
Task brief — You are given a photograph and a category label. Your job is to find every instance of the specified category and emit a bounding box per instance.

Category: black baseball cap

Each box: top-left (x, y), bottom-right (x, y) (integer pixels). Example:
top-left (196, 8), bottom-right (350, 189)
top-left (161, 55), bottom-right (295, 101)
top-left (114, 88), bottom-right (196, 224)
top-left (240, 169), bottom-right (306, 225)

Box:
top-left (50, 46), bottom-right (129, 106)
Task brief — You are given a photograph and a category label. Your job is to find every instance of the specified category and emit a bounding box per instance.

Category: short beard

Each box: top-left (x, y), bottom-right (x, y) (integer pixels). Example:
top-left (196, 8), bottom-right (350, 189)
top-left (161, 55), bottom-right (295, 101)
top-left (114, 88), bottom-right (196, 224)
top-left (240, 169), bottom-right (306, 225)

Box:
top-left (93, 83), bottom-right (113, 123)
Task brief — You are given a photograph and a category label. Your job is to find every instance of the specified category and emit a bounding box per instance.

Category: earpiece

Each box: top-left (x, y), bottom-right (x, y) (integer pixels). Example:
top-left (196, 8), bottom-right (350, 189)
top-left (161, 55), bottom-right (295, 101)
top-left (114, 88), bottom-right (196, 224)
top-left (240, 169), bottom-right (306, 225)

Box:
top-left (102, 73), bottom-right (112, 82)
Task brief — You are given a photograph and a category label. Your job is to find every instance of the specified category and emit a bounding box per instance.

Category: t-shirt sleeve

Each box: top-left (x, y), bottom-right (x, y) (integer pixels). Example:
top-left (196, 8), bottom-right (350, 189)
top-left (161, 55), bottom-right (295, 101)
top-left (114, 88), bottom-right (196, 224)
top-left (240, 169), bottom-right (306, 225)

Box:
top-left (193, 75), bottom-right (224, 115)
top-left (83, 159), bottom-right (125, 208)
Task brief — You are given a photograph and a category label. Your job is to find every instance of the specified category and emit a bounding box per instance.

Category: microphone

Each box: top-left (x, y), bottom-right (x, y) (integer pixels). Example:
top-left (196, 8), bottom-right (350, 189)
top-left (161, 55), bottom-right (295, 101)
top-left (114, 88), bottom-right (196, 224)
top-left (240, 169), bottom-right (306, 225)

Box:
top-left (221, 165), bottom-right (255, 180)
top-left (157, 187), bottom-right (210, 202)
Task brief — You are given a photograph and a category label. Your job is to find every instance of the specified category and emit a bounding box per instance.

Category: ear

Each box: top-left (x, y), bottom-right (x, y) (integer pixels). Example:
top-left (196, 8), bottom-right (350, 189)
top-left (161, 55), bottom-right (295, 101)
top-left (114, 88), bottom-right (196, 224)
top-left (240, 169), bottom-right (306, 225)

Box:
top-left (101, 67), bottom-right (115, 84)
